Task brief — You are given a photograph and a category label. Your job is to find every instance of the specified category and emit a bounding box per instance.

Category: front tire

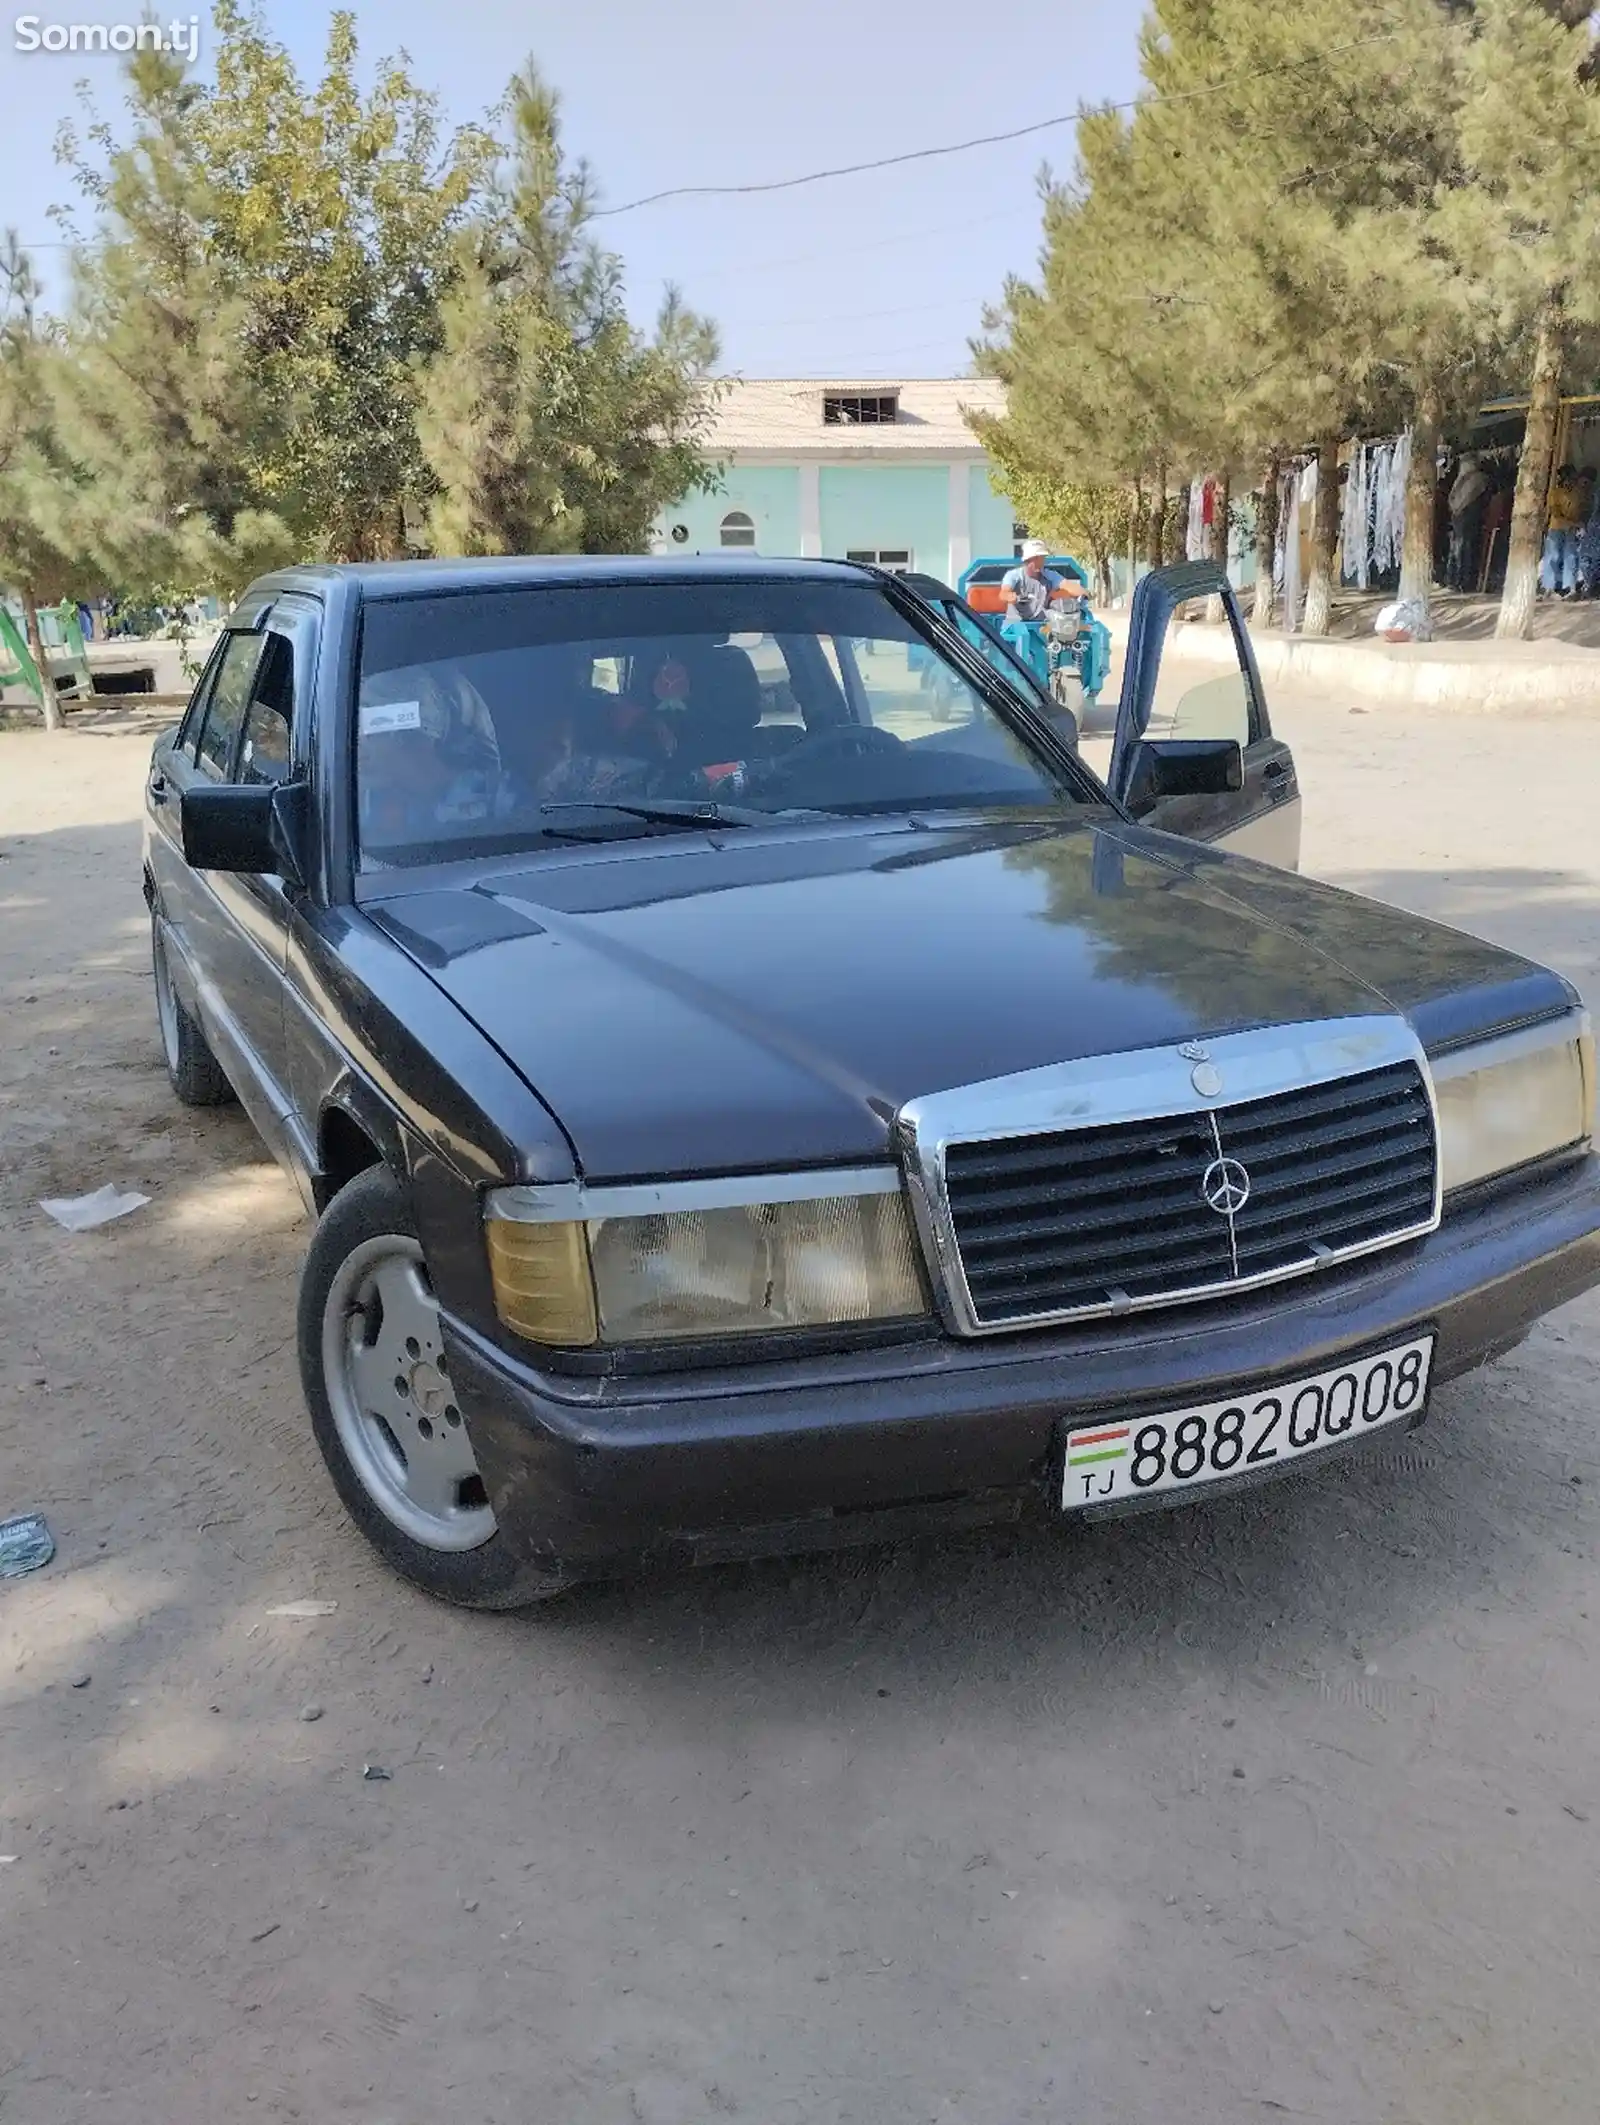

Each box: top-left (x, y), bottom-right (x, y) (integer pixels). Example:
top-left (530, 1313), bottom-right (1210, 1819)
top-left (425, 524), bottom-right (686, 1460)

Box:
top-left (152, 910), bottom-right (234, 1107)
top-left (298, 1166), bottom-right (569, 1608)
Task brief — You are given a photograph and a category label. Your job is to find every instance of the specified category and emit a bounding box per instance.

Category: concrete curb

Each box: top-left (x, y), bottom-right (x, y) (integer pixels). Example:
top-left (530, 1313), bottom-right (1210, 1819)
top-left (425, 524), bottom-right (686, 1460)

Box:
top-left (1158, 620), bottom-right (1600, 708)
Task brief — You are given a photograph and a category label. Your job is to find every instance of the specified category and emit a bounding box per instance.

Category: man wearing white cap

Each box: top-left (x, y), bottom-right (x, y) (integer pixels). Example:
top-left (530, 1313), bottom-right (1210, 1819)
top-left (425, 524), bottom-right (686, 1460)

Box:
top-left (1000, 538), bottom-right (1074, 625)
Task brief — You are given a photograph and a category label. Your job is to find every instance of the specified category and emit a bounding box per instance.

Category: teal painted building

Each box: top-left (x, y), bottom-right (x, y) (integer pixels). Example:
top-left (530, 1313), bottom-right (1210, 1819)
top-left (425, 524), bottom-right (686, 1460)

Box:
top-left (652, 379), bottom-right (1019, 584)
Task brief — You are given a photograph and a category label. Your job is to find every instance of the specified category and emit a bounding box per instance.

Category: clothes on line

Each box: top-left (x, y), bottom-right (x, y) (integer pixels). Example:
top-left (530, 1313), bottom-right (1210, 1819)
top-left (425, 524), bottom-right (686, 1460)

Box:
top-left (1339, 434), bottom-right (1410, 589)
top-left (1273, 459), bottom-right (1316, 629)
top-left (1186, 477), bottom-right (1219, 561)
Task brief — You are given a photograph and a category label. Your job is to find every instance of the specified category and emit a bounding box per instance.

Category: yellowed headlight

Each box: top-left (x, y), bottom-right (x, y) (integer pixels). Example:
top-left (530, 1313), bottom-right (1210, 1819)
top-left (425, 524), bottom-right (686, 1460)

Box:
top-left (1436, 1034), bottom-right (1591, 1195)
top-left (587, 1191), bottom-right (927, 1343)
top-left (484, 1175), bottom-right (929, 1347)
top-left (485, 1217), bottom-right (598, 1345)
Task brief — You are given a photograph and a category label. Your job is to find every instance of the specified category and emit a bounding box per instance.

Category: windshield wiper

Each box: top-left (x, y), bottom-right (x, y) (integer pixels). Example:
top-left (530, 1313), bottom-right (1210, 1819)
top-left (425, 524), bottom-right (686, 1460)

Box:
top-left (537, 798), bottom-right (829, 835)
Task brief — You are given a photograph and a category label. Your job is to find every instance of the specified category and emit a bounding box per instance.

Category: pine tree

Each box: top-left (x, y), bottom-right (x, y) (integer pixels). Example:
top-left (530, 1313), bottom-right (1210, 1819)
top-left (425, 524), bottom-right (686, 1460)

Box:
top-left (53, 44), bottom-right (293, 595)
top-left (192, 3), bottom-right (487, 559)
top-left (1445, 0), bottom-right (1600, 637)
top-left (0, 239), bottom-right (101, 729)
top-left (418, 65), bottom-right (718, 557)
top-left (56, 5), bottom-right (482, 571)
top-left (979, 0), bottom-right (1490, 634)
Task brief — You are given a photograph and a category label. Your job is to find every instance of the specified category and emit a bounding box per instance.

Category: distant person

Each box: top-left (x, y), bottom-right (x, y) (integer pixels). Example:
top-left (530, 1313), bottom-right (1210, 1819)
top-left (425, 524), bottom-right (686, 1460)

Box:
top-left (1446, 453), bottom-right (1489, 593)
top-left (1541, 464), bottom-right (1586, 597)
top-left (1001, 540), bottom-right (1075, 627)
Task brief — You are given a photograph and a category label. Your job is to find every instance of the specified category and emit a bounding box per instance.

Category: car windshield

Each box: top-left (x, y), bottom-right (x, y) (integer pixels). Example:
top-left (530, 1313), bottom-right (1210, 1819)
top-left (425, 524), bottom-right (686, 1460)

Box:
top-left (355, 578), bottom-right (1100, 868)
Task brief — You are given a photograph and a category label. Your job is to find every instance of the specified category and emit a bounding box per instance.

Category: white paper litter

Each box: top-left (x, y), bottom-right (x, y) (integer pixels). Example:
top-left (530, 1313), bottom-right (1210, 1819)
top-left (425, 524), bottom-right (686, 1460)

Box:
top-left (38, 1184), bottom-right (151, 1233)
top-left (265, 1600), bottom-right (338, 1619)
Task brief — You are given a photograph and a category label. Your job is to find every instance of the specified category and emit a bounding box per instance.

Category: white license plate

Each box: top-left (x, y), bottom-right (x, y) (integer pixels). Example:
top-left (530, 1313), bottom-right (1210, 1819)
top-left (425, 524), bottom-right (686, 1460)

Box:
top-left (1061, 1336), bottom-right (1435, 1513)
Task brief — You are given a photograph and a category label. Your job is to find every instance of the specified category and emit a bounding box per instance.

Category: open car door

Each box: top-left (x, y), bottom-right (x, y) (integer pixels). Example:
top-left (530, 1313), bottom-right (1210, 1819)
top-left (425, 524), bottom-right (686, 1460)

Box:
top-left (1108, 560), bottom-right (1301, 870)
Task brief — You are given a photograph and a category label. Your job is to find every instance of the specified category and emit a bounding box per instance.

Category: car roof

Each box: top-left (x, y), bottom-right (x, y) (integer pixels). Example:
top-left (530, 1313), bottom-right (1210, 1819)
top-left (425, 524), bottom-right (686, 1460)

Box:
top-left (243, 553), bottom-right (887, 604)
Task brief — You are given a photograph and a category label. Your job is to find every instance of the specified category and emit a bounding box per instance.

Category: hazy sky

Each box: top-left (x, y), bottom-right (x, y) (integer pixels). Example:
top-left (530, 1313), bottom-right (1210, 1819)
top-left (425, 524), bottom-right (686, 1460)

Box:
top-left (1, 0), bottom-right (1145, 377)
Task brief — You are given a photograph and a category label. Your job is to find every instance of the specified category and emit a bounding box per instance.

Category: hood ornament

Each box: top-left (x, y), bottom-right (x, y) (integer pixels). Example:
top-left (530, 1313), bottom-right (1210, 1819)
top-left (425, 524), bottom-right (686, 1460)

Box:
top-left (1179, 1042), bottom-right (1223, 1098)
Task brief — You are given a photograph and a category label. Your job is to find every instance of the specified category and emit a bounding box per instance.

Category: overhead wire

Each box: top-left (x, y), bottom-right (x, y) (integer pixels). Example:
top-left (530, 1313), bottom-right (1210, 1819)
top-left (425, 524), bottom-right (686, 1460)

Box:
top-left (591, 29), bottom-right (1403, 216)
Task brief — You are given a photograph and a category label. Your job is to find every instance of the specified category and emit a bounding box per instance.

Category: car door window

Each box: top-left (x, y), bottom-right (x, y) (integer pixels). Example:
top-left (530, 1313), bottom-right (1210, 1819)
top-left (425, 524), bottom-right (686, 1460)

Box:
top-left (1143, 610), bottom-right (1264, 748)
top-left (239, 633), bottom-right (295, 785)
top-left (176, 636), bottom-right (228, 756)
top-left (194, 633), bottom-right (264, 780)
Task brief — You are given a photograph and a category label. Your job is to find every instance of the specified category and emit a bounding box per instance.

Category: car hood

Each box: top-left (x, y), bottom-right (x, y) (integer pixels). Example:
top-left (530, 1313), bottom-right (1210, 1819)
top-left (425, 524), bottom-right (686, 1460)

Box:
top-left (368, 817), bottom-right (1567, 1181)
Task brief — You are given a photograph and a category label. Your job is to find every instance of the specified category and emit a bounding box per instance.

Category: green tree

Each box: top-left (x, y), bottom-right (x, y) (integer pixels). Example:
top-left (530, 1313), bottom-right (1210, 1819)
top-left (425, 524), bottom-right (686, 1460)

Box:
top-left (979, 0), bottom-right (1492, 634)
top-left (56, 6), bottom-right (484, 570)
top-left (0, 238), bottom-right (100, 729)
top-left (1445, 0), bottom-right (1600, 637)
top-left (53, 42), bottom-right (294, 597)
top-left (418, 65), bottom-right (719, 557)
top-left (192, 2), bottom-right (488, 559)
top-left (974, 450), bottom-right (1137, 602)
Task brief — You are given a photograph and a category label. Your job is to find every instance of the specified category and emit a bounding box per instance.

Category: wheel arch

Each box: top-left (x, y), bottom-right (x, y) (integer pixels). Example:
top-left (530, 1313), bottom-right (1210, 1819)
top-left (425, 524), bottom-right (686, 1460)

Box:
top-left (315, 1086), bottom-right (405, 1213)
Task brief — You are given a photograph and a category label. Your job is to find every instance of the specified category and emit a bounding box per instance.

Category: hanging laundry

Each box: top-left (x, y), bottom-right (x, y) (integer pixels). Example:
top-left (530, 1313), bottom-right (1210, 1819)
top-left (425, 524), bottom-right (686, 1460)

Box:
top-left (1185, 479), bottom-right (1207, 561)
top-left (1372, 433), bottom-right (1411, 578)
top-left (1281, 461), bottom-right (1315, 632)
top-left (1273, 466), bottom-right (1296, 593)
top-left (1341, 444), bottom-right (1373, 590)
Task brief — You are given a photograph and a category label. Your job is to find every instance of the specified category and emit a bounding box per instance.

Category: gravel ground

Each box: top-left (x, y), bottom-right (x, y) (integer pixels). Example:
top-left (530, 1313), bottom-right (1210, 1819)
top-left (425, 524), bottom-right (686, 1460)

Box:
top-left (2, 680), bottom-right (1599, 2125)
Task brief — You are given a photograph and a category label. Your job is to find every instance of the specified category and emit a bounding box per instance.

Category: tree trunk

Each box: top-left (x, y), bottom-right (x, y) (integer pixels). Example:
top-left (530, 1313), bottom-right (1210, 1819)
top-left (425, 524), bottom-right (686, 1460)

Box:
top-left (1301, 440), bottom-right (1342, 638)
top-left (1497, 292), bottom-right (1566, 642)
top-left (1204, 471), bottom-right (1232, 622)
top-left (21, 589), bottom-right (62, 733)
top-left (1093, 544), bottom-right (1113, 607)
top-left (1252, 455), bottom-right (1280, 631)
top-left (1145, 468), bottom-right (1167, 569)
top-left (1399, 385), bottom-right (1443, 609)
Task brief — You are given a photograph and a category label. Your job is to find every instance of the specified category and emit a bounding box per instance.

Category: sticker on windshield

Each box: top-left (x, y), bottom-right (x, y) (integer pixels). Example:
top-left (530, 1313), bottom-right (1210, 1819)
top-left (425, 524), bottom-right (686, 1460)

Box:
top-left (360, 699), bottom-right (423, 736)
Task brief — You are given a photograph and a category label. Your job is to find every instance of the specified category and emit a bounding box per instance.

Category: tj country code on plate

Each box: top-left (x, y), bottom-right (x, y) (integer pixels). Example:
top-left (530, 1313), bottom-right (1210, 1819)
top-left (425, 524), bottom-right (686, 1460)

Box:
top-left (1062, 1336), bottom-right (1435, 1511)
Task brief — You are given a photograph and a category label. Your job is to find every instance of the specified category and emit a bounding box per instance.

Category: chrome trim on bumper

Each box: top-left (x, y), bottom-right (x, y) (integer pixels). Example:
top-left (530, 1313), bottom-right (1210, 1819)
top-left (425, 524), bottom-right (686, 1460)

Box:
top-left (897, 1016), bottom-right (1444, 1339)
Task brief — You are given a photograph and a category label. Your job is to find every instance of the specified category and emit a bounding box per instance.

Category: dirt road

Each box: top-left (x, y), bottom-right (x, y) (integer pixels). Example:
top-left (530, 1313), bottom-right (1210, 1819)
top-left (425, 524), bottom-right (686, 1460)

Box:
top-left (3, 686), bottom-right (1600, 2124)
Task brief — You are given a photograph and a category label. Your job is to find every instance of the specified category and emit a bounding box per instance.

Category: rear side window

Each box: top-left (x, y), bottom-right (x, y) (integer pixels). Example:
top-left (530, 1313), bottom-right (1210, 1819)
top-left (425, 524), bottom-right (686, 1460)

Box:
top-left (195, 634), bottom-right (263, 779)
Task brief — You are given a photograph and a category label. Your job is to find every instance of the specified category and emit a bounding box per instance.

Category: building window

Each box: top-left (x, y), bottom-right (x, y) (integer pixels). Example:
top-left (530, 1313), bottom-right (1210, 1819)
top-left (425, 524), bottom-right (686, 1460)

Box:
top-left (824, 393), bottom-right (899, 426)
top-left (845, 548), bottom-right (913, 574)
top-left (719, 510), bottom-right (756, 548)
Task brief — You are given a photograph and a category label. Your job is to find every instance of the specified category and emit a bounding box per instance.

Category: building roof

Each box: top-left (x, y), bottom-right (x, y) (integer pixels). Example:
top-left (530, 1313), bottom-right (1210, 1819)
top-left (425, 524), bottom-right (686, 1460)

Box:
top-left (702, 377), bottom-right (1006, 458)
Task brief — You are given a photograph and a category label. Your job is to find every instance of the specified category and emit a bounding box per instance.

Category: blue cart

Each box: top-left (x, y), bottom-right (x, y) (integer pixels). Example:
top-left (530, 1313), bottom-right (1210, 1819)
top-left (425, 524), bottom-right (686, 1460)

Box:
top-left (958, 555), bottom-right (1112, 713)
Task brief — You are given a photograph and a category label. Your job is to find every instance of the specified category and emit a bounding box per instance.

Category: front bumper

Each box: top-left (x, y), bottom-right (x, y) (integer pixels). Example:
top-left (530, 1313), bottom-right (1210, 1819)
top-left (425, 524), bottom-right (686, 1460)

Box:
top-left (443, 1155), bottom-right (1600, 1580)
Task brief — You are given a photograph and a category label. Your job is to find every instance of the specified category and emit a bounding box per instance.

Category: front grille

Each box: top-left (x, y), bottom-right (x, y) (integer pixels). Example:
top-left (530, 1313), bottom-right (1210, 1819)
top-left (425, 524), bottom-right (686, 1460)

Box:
top-left (943, 1062), bottom-right (1437, 1328)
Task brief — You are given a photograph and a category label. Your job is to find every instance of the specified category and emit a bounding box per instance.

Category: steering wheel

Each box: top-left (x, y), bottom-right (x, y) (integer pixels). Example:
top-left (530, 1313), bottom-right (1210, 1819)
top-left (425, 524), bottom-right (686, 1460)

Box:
top-left (767, 723), bottom-right (905, 776)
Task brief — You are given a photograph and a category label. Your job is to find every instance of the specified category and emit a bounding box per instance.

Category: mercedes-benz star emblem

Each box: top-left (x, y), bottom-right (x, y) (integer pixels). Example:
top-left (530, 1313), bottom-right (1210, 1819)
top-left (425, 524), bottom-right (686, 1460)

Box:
top-left (1178, 1042), bottom-right (1210, 1063)
top-left (1201, 1156), bottom-right (1252, 1217)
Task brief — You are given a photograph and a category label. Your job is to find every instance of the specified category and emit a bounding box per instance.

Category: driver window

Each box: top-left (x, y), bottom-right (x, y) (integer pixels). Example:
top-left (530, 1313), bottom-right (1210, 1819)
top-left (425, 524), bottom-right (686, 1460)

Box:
top-left (239, 633), bottom-right (295, 785)
top-left (1167, 672), bottom-right (1251, 746)
top-left (193, 633), bottom-right (263, 779)
top-left (1143, 611), bottom-right (1258, 747)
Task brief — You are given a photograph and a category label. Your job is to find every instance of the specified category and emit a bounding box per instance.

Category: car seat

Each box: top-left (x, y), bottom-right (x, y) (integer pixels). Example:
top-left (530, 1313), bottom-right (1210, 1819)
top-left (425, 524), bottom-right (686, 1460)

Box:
top-left (673, 643), bottom-right (765, 766)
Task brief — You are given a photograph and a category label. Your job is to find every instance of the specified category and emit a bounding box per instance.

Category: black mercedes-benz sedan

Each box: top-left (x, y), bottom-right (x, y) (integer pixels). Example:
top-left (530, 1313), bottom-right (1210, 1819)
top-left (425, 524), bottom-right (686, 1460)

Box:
top-left (142, 553), bottom-right (1600, 1606)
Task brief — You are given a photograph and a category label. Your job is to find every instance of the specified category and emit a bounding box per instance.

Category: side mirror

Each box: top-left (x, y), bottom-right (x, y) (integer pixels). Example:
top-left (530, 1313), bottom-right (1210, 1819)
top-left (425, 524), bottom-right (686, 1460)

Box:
top-left (181, 781), bottom-right (309, 886)
top-left (1122, 738), bottom-right (1244, 816)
